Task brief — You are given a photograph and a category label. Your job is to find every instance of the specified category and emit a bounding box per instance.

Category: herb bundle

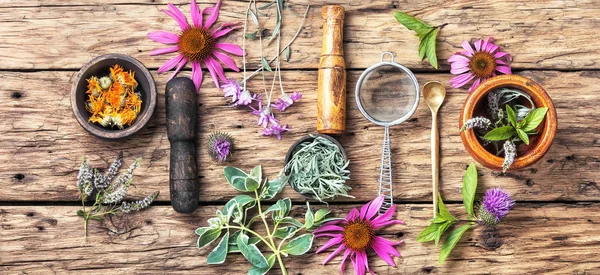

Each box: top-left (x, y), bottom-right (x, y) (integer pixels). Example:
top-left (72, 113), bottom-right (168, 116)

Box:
top-left (196, 165), bottom-right (336, 275)
top-left (393, 11), bottom-right (444, 69)
top-left (76, 153), bottom-right (159, 238)
top-left (417, 163), bottom-right (515, 263)
top-left (284, 136), bottom-right (352, 202)
top-left (461, 88), bottom-right (548, 172)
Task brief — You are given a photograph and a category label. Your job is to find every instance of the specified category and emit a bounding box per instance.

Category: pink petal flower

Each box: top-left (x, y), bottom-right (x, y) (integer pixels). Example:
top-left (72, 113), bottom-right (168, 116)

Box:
top-left (205, 0), bottom-right (221, 29)
top-left (314, 233), bottom-right (342, 238)
top-left (461, 40), bottom-right (475, 56)
top-left (190, 0), bottom-right (202, 28)
top-left (371, 237), bottom-right (399, 267)
top-left (315, 237), bottom-right (343, 253)
top-left (360, 195), bottom-right (384, 220)
top-left (150, 45), bottom-right (180, 56)
top-left (345, 208), bottom-right (359, 222)
top-left (322, 244), bottom-right (346, 265)
top-left (370, 204), bottom-right (396, 227)
top-left (213, 51), bottom-right (240, 72)
top-left (354, 251), bottom-right (366, 275)
top-left (147, 31), bottom-right (179, 44)
top-left (474, 38), bottom-right (483, 51)
top-left (158, 54), bottom-right (184, 73)
top-left (191, 61), bottom-right (203, 91)
top-left (216, 43), bottom-right (245, 56)
top-left (451, 66), bottom-right (471, 75)
top-left (212, 23), bottom-right (239, 38)
top-left (162, 4), bottom-right (189, 30)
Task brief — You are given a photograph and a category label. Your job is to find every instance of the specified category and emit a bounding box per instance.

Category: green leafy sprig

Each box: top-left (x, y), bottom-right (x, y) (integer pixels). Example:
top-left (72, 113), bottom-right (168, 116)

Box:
top-left (196, 165), bottom-right (337, 275)
top-left (483, 105), bottom-right (548, 145)
top-left (417, 163), bottom-right (479, 263)
top-left (393, 11), bottom-right (446, 69)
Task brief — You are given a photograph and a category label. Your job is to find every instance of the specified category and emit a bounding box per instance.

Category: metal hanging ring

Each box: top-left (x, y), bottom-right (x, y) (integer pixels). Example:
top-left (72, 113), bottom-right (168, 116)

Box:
top-left (380, 51), bottom-right (395, 63)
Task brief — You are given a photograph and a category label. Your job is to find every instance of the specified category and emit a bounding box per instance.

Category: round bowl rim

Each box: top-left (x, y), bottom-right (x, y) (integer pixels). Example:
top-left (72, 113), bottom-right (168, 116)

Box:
top-left (70, 53), bottom-right (157, 140)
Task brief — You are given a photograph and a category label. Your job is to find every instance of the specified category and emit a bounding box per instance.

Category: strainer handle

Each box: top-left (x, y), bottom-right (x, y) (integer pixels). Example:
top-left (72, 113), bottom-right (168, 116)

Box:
top-left (378, 126), bottom-right (393, 214)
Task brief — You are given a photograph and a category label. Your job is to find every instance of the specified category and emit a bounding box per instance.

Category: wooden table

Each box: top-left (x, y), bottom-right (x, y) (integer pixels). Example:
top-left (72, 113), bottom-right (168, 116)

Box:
top-left (1, 0), bottom-right (599, 274)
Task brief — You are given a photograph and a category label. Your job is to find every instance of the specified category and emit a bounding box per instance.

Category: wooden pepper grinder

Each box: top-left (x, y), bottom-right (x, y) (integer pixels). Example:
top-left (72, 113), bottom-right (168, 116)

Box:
top-left (166, 77), bottom-right (199, 213)
top-left (317, 5), bottom-right (346, 135)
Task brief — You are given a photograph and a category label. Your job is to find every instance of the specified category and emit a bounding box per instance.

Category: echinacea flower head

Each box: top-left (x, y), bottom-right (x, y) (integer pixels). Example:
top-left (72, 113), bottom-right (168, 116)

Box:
top-left (479, 188), bottom-right (515, 226)
top-left (148, 0), bottom-right (244, 91)
top-left (314, 196), bottom-right (404, 274)
top-left (272, 91), bottom-right (302, 112)
top-left (449, 37), bottom-right (512, 92)
top-left (207, 132), bottom-right (234, 162)
top-left (262, 123), bottom-right (289, 140)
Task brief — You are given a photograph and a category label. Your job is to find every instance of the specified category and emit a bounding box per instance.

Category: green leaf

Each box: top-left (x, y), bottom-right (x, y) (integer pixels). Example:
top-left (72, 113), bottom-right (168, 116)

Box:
top-left (430, 216), bottom-right (447, 224)
top-left (437, 193), bottom-right (457, 222)
top-left (197, 228), bottom-right (222, 249)
top-left (261, 175), bottom-right (288, 200)
top-left (245, 32), bottom-right (258, 40)
top-left (258, 1), bottom-right (276, 10)
top-left (417, 28), bottom-right (435, 60)
top-left (249, 165), bottom-right (262, 183)
top-left (237, 233), bottom-right (269, 268)
top-left (279, 217), bottom-right (304, 228)
top-left (249, 10), bottom-right (259, 26)
top-left (207, 232), bottom-right (229, 264)
top-left (285, 46), bottom-right (291, 62)
top-left (245, 177), bottom-right (260, 192)
top-left (392, 11), bottom-right (433, 36)
top-left (439, 223), bottom-right (475, 263)
top-left (314, 208), bottom-right (331, 223)
top-left (195, 227), bottom-right (209, 236)
top-left (261, 57), bottom-right (272, 72)
top-left (281, 234), bottom-right (314, 255)
top-left (483, 126), bottom-right (515, 141)
top-left (462, 163), bottom-right (478, 217)
top-left (265, 198), bottom-right (291, 220)
top-left (304, 202), bottom-right (314, 229)
top-left (273, 226), bottom-right (297, 239)
top-left (516, 128), bottom-right (530, 145)
top-left (224, 167), bottom-right (250, 192)
top-left (76, 209), bottom-right (86, 217)
top-left (506, 105), bottom-right (517, 127)
top-left (416, 223), bottom-right (441, 243)
top-left (435, 221), bottom-right (453, 247)
top-left (248, 254), bottom-right (276, 275)
top-left (521, 107), bottom-right (548, 132)
top-left (419, 28), bottom-right (440, 69)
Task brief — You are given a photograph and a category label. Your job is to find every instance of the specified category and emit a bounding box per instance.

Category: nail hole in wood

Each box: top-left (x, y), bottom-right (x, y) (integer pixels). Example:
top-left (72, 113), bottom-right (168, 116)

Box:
top-left (26, 212), bottom-right (35, 217)
top-left (36, 226), bottom-right (45, 231)
top-left (11, 92), bottom-right (23, 99)
top-left (14, 174), bottom-right (25, 180)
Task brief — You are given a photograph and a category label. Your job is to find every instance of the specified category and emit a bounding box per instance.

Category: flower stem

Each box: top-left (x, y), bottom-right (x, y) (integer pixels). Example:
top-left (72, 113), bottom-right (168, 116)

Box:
top-left (276, 253), bottom-right (288, 275)
top-left (224, 225), bottom-right (276, 251)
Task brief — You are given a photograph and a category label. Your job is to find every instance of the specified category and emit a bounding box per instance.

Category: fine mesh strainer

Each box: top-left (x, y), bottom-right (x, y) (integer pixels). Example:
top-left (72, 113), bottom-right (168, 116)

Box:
top-left (355, 52), bottom-right (420, 213)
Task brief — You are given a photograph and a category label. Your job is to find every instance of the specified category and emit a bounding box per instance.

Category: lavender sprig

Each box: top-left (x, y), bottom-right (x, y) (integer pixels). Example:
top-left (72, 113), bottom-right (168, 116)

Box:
top-left (119, 191), bottom-right (159, 214)
top-left (460, 117), bottom-right (492, 132)
top-left (502, 140), bottom-right (516, 172)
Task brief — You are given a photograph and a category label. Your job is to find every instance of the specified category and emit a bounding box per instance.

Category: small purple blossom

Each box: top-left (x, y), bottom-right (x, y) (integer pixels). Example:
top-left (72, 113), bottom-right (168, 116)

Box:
top-left (262, 123), bottom-right (289, 140)
top-left (251, 102), bottom-right (278, 128)
top-left (222, 79), bottom-right (241, 103)
top-left (272, 91), bottom-right (302, 112)
top-left (482, 188), bottom-right (515, 222)
top-left (207, 132), bottom-right (234, 162)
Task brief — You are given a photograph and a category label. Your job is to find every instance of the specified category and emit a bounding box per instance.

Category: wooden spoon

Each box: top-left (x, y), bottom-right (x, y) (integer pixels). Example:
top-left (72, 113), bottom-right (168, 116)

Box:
top-left (422, 81), bottom-right (447, 218)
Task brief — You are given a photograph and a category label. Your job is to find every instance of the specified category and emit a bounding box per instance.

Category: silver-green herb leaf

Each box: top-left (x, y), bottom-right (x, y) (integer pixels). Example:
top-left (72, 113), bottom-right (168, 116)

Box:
top-left (281, 234), bottom-right (313, 255)
top-left (207, 232), bottom-right (229, 264)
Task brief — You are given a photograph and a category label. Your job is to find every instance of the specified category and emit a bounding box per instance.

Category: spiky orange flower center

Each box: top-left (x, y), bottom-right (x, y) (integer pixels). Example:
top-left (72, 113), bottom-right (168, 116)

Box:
top-left (178, 27), bottom-right (215, 62)
top-left (343, 220), bottom-right (374, 251)
top-left (469, 51), bottom-right (497, 79)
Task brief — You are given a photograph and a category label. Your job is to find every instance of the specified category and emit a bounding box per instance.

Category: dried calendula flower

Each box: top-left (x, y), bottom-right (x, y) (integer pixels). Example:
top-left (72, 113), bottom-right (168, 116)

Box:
top-left (85, 64), bottom-right (142, 129)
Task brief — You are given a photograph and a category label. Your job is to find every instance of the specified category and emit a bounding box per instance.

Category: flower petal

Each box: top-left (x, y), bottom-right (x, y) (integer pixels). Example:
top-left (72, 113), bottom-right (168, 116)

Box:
top-left (149, 45), bottom-right (180, 56)
top-left (204, 59), bottom-right (221, 89)
top-left (494, 51), bottom-right (511, 59)
top-left (354, 251), bottom-right (366, 275)
top-left (205, 0), bottom-right (222, 29)
top-left (481, 37), bottom-right (490, 53)
top-left (486, 44), bottom-right (499, 54)
top-left (190, 0), bottom-right (202, 28)
top-left (364, 195), bottom-right (385, 220)
top-left (461, 40), bottom-right (475, 56)
top-left (162, 4), bottom-right (189, 30)
top-left (213, 25), bottom-right (237, 39)
top-left (315, 236), bottom-right (343, 253)
top-left (346, 208), bottom-right (360, 222)
top-left (451, 66), bottom-right (471, 75)
top-left (215, 43), bottom-right (245, 56)
top-left (372, 219), bottom-right (405, 229)
top-left (157, 54), bottom-right (184, 73)
top-left (213, 51), bottom-right (240, 72)
top-left (147, 31), bottom-right (179, 44)
top-left (371, 237), bottom-right (398, 267)
top-left (370, 204), bottom-right (396, 225)
top-left (206, 56), bottom-right (227, 82)
top-left (468, 78), bottom-right (482, 93)
top-left (169, 57), bottom-right (188, 80)
top-left (313, 224), bottom-right (344, 234)
top-left (447, 54), bottom-right (470, 63)
top-left (373, 236), bottom-right (402, 257)
top-left (340, 249), bottom-right (351, 274)
top-left (191, 61), bottom-right (203, 92)
top-left (322, 244), bottom-right (346, 265)
top-left (496, 65), bottom-right (512, 75)
top-left (474, 39), bottom-right (483, 51)
top-left (449, 73), bottom-right (475, 88)
top-left (314, 233), bottom-right (342, 238)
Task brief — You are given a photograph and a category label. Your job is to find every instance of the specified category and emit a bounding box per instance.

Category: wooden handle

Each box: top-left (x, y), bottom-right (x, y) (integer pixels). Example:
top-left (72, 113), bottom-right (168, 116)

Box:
top-left (165, 77), bottom-right (199, 213)
top-left (432, 112), bottom-right (439, 218)
top-left (317, 5), bottom-right (346, 135)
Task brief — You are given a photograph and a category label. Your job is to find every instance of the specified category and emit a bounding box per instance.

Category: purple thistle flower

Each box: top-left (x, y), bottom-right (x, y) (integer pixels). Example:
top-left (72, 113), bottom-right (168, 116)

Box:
top-left (207, 132), bottom-right (234, 162)
top-left (272, 91), bottom-right (302, 112)
top-left (479, 188), bottom-right (515, 226)
top-left (262, 123), bottom-right (289, 140)
top-left (251, 101), bottom-right (278, 128)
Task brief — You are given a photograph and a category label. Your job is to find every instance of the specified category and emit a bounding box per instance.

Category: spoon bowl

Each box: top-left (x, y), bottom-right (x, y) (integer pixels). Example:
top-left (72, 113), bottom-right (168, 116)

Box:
top-left (423, 81), bottom-right (447, 112)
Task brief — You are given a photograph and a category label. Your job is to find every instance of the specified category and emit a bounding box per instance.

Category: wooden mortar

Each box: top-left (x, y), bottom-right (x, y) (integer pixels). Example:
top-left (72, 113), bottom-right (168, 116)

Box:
top-left (317, 5), bottom-right (346, 135)
top-left (165, 77), bottom-right (199, 213)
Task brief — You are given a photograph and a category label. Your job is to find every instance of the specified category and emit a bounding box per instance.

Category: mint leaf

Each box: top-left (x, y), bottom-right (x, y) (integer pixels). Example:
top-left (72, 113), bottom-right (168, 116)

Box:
top-left (437, 193), bottom-right (457, 222)
top-left (392, 11), bottom-right (433, 36)
top-left (439, 223), bottom-right (475, 263)
top-left (483, 126), bottom-right (515, 141)
top-left (516, 128), bottom-right (529, 145)
top-left (506, 105), bottom-right (517, 127)
top-left (420, 28), bottom-right (439, 69)
top-left (416, 222), bottom-right (442, 243)
top-left (521, 107), bottom-right (548, 132)
top-left (207, 232), bottom-right (229, 264)
top-left (462, 163), bottom-right (477, 218)
top-left (435, 221), bottom-right (454, 247)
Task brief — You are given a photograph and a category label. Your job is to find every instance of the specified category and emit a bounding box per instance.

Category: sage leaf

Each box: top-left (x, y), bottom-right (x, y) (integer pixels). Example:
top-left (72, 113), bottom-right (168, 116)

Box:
top-left (516, 128), bottom-right (529, 145)
top-left (224, 167), bottom-right (250, 192)
top-left (207, 232), bottom-right (229, 264)
top-left (462, 163), bottom-right (478, 218)
top-left (248, 254), bottom-right (276, 275)
top-left (439, 223), bottom-right (475, 263)
top-left (521, 107), bottom-right (548, 132)
top-left (285, 46), bottom-right (291, 62)
top-left (392, 11), bottom-right (433, 36)
top-left (281, 234), bottom-right (313, 255)
top-left (237, 233), bottom-right (269, 268)
top-left (506, 105), bottom-right (517, 127)
top-left (197, 228), bottom-right (222, 249)
top-left (304, 202), bottom-right (314, 229)
top-left (430, 216), bottom-right (447, 224)
top-left (483, 125), bottom-right (515, 141)
top-left (437, 193), bottom-right (457, 222)
top-left (419, 28), bottom-right (439, 69)
top-left (416, 222), bottom-right (441, 243)
top-left (261, 57), bottom-right (273, 72)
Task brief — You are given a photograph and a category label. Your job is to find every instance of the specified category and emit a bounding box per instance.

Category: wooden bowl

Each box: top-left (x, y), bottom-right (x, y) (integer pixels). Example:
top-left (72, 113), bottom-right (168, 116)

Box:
top-left (459, 74), bottom-right (558, 171)
top-left (71, 54), bottom-right (157, 139)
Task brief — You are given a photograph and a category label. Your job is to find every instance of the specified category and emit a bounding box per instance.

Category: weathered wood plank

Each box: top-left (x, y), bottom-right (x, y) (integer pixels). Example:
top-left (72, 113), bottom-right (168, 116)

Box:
top-left (1, 203), bottom-right (600, 274)
top-left (1, 0), bottom-right (599, 70)
top-left (1, 70), bottom-right (598, 202)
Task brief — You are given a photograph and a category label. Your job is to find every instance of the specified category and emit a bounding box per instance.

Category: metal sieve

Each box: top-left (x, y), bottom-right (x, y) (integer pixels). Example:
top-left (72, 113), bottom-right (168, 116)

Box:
top-left (355, 52), bottom-right (420, 213)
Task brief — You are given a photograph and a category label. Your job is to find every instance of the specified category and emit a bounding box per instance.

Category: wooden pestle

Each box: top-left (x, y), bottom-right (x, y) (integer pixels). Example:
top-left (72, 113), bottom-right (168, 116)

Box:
top-left (317, 5), bottom-right (346, 135)
top-left (165, 77), bottom-right (199, 213)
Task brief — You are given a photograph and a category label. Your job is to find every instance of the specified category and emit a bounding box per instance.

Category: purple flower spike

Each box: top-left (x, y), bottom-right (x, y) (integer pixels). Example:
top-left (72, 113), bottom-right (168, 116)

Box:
top-left (480, 188), bottom-right (515, 225)
top-left (272, 91), bottom-right (302, 112)
top-left (262, 123), bottom-right (289, 140)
